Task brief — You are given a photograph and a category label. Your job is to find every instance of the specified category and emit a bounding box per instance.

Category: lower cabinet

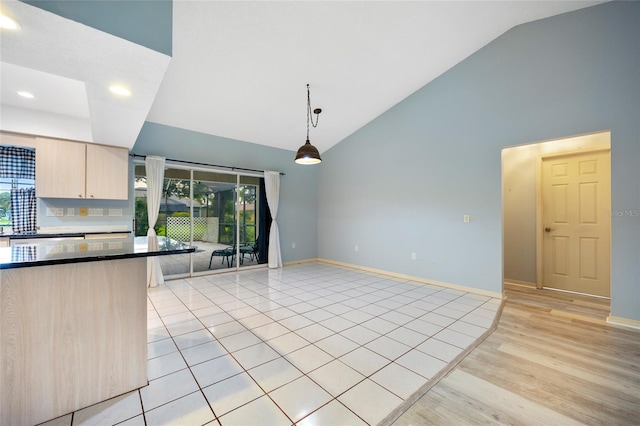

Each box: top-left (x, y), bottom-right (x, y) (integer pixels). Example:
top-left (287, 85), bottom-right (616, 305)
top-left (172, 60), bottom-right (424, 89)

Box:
top-left (0, 257), bottom-right (147, 425)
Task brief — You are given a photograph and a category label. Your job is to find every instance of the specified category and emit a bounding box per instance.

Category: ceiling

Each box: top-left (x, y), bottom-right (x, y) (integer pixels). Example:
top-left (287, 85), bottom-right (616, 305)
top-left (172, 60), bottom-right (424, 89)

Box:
top-left (1, 1), bottom-right (604, 152)
top-left (0, 0), bottom-right (170, 148)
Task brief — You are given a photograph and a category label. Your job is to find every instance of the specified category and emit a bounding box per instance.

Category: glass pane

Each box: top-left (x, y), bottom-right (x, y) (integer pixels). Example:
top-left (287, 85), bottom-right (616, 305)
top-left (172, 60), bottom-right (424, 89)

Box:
top-left (191, 172), bottom-right (262, 272)
top-left (0, 178), bottom-right (36, 230)
top-left (236, 183), bottom-right (259, 270)
top-left (135, 165), bottom-right (266, 276)
top-left (134, 169), bottom-right (191, 277)
top-left (0, 182), bottom-right (12, 228)
top-left (193, 178), bottom-right (236, 273)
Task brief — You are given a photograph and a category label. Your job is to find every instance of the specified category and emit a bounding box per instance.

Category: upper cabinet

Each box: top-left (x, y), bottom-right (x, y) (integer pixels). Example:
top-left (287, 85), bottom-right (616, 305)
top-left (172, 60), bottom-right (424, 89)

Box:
top-left (85, 144), bottom-right (129, 200)
top-left (36, 138), bottom-right (129, 200)
top-left (35, 138), bottom-right (85, 199)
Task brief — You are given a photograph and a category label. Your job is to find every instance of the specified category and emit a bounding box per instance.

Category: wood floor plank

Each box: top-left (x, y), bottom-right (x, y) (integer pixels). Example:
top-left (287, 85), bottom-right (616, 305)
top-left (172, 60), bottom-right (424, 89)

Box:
top-left (390, 285), bottom-right (640, 426)
top-left (504, 283), bottom-right (610, 320)
top-left (446, 370), bottom-right (585, 426)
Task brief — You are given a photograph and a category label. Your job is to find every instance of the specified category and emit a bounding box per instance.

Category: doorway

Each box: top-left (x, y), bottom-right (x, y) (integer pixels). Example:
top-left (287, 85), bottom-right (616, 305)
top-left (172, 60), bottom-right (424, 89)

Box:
top-left (502, 131), bottom-right (611, 303)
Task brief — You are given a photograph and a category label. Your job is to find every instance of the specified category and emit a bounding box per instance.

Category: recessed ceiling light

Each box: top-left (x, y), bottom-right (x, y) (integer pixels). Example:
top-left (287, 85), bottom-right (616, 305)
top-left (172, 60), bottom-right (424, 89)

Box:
top-left (0, 13), bottom-right (20, 30)
top-left (109, 85), bottom-right (132, 97)
top-left (17, 91), bottom-right (34, 99)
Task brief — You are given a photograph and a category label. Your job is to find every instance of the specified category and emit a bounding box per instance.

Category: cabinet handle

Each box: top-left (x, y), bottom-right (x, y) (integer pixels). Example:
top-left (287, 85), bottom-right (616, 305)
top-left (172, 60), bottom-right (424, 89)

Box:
top-left (78, 194), bottom-right (83, 198)
top-left (90, 195), bottom-right (94, 198)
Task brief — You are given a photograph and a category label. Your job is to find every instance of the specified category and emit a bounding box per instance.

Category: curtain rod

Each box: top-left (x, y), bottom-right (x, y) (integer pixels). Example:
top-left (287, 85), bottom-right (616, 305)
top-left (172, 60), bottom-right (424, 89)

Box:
top-left (129, 153), bottom-right (285, 176)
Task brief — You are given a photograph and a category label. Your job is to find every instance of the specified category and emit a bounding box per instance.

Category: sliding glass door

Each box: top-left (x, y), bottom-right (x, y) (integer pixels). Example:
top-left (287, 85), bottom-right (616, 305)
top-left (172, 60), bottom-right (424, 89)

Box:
top-left (135, 164), bottom-right (265, 278)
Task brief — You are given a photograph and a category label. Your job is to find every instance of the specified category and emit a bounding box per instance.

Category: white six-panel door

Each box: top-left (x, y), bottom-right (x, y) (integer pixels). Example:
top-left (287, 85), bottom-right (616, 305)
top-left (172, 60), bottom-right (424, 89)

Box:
top-left (540, 149), bottom-right (611, 297)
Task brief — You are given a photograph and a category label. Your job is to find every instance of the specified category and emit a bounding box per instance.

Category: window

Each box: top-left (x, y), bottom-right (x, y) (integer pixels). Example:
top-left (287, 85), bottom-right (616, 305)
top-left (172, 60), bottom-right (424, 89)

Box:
top-left (0, 146), bottom-right (36, 232)
top-left (0, 178), bottom-right (35, 228)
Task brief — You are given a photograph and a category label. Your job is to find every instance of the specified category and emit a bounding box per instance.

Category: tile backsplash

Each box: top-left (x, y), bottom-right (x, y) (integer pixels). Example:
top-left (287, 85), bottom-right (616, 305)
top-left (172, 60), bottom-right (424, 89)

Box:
top-left (38, 198), bottom-right (132, 232)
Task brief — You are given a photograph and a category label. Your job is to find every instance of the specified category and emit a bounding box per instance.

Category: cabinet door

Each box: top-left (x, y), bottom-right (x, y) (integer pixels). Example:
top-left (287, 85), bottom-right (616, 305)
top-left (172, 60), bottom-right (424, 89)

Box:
top-left (85, 144), bottom-right (129, 200)
top-left (35, 138), bottom-right (86, 198)
top-left (0, 132), bottom-right (38, 149)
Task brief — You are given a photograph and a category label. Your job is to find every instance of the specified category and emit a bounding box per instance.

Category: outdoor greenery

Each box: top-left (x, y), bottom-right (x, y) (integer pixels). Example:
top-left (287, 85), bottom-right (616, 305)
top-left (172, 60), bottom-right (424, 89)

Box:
top-left (0, 191), bottom-right (11, 226)
top-left (134, 176), bottom-right (257, 243)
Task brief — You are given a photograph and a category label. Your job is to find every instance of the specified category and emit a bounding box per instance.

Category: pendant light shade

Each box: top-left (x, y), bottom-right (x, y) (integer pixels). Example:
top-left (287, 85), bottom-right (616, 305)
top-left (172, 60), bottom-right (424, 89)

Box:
top-left (295, 84), bottom-right (322, 165)
top-left (295, 140), bottom-right (322, 164)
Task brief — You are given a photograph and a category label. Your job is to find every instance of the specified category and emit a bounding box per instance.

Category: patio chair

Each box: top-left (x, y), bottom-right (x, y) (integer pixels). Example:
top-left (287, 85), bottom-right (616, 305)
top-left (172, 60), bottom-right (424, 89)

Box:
top-left (209, 240), bottom-right (258, 269)
top-left (243, 240), bottom-right (259, 262)
top-left (208, 246), bottom-right (234, 268)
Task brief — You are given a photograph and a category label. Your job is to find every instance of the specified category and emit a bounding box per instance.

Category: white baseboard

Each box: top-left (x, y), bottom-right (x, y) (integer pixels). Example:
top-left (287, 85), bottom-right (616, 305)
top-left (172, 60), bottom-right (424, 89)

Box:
top-left (283, 258), bottom-right (319, 266)
top-left (316, 258), bottom-right (503, 299)
top-left (607, 315), bottom-right (640, 330)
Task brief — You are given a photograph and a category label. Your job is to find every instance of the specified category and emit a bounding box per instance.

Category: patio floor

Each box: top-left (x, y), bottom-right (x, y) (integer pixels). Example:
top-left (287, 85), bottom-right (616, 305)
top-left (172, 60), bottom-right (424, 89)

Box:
top-left (159, 241), bottom-right (261, 276)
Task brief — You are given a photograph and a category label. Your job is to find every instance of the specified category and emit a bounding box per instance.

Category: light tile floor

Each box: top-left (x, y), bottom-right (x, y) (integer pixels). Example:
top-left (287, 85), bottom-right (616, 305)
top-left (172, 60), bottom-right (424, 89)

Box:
top-left (42, 262), bottom-right (500, 426)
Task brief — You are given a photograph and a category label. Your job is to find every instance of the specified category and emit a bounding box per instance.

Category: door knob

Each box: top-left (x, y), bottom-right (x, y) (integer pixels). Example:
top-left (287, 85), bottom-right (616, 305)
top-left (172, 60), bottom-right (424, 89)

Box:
top-left (545, 227), bottom-right (552, 232)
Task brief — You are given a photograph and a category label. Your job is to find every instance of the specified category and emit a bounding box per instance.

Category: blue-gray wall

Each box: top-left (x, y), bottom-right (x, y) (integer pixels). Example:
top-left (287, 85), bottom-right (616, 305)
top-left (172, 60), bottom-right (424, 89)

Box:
top-left (132, 122), bottom-right (318, 263)
top-left (318, 1), bottom-right (640, 320)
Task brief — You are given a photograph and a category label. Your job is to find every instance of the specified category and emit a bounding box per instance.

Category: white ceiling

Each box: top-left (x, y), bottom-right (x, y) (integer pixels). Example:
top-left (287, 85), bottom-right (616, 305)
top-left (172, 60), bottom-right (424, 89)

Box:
top-left (0, 0), bottom-right (170, 148)
top-left (1, 1), bottom-right (604, 152)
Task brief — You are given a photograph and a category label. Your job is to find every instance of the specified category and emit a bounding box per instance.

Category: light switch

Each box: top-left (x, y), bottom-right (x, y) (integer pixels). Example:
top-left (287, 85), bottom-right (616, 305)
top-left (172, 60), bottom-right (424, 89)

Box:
top-left (464, 215), bottom-right (470, 223)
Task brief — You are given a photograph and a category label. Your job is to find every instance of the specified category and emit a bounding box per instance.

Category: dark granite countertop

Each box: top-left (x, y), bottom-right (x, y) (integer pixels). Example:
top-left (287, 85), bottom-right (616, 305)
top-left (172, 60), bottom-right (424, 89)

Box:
top-left (0, 235), bottom-right (195, 270)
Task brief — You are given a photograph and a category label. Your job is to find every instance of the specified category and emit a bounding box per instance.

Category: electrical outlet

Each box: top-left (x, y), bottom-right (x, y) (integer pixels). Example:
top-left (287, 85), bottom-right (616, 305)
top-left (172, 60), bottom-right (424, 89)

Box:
top-left (46, 245), bottom-right (64, 255)
top-left (411, 252), bottom-right (417, 260)
top-left (355, 245), bottom-right (359, 252)
top-left (292, 242), bottom-right (296, 249)
top-left (79, 207), bottom-right (87, 216)
top-left (464, 215), bottom-right (470, 223)
top-left (46, 207), bottom-right (64, 217)
top-left (88, 242), bottom-right (104, 251)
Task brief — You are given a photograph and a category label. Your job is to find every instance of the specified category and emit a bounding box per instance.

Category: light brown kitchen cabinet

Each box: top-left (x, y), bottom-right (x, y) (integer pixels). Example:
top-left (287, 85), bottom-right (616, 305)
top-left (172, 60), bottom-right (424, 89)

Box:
top-left (36, 138), bottom-right (128, 200)
top-left (85, 144), bottom-right (129, 200)
top-left (0, 131), bottom-right (38, 149)
top-left (35, 138), bottom-right (86, 198)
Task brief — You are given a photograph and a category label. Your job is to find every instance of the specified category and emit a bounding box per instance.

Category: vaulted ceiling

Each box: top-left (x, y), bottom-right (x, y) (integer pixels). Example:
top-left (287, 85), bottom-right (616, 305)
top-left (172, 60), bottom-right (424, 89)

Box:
top-left (1, 1), bottom-right (605, 152)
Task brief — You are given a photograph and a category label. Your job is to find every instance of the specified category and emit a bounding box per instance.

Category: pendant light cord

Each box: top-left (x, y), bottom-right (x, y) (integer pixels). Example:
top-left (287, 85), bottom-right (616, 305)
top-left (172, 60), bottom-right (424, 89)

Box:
top-left (307, 84), bottom-right (319, 140)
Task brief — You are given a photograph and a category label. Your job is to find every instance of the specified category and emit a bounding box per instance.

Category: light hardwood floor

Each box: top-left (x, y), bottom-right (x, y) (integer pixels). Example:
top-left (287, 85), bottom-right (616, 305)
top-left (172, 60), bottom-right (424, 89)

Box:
top-left (503, 282), bottom-right (611, 322)
top-left (390, 284), bottom-right (640, 425)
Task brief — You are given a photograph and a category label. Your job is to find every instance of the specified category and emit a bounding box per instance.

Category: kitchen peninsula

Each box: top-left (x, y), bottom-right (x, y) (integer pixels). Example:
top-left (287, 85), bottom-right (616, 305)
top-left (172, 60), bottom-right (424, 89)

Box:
top-left (0, 235), bottom-right (194, 425)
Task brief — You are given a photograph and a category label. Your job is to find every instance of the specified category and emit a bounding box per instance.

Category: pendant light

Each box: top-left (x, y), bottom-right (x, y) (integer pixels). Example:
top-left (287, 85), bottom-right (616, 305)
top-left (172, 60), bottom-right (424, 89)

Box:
top-left (295, 84), bottom-right (322, 164)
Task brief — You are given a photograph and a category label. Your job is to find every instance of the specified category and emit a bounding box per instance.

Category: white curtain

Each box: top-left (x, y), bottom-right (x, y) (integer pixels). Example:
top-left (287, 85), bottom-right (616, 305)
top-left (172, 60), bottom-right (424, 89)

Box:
top-left (146, 156), bottom-right (166, 287)
top-left (264, 171), bottom-right (282, 268)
